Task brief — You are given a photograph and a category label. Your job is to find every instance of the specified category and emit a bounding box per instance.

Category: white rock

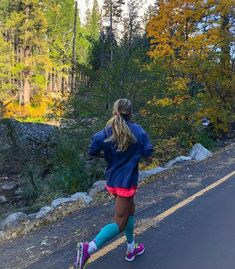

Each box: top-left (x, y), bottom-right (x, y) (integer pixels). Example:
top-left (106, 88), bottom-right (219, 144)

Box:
top-left (139, 167), bottom-right (166, 181)
top-left (189, 143), bottom-right (212, 161)
top-left (51, 197), bottom-right (75, 208)
top-left (0, 195), bottom-right (7, 204)
top-left (1, 212), bottom-right (27, 230)
top-left (89, 181), bottom-right (106, 198)
top-left (36, 206), bottom-right (52, 219)
top-left (14, 188), bottom-right (23, 195)
top-left (1, 182), bottom-right (17, 191)
top-left (70, 192), bottom-right (93, 204)
top-left (164, 156), bottom-right (192, 169)
top-left (0, 230), bottom-right (5, 239)
top-left (28, 213), bottom-right (38, 221)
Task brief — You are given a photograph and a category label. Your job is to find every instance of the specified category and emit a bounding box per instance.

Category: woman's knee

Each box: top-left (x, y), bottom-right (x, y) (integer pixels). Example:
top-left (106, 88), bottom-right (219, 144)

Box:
top-left (114, 214), bottom-right (128, 232)
top-left (114, 196), bottom-right (134, 231)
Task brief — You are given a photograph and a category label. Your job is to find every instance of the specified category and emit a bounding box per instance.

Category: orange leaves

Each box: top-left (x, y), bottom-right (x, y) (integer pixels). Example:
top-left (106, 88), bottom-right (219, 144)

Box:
top-left (146, 0), bottom-right (221, 61)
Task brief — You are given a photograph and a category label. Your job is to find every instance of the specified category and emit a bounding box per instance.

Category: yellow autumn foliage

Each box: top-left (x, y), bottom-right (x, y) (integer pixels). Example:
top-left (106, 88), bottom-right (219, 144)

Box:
top-left (4, 95), bottom-right (56, 122)
top-left (146, 0), bottom-right (234, 137)
top-left (148, 97), bottom-right (173, 107)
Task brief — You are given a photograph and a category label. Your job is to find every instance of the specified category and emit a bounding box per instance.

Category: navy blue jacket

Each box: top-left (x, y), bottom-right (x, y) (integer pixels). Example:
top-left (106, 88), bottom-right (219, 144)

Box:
top-left (88, 121), bottom-right (153, 188)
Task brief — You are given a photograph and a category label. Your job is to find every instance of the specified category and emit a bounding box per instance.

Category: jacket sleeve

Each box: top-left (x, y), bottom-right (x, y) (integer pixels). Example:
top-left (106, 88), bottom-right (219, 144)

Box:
top-left (88, 131), bottom-right (104, 156)
top-left (142, 131), bottom-right (154, 158)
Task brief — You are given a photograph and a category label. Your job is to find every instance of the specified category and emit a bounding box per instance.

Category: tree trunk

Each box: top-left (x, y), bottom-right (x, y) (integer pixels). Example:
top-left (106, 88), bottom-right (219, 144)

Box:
top-left (23, 77), bottom-right (30, 104)
top-left (110, 1), bottom-right (113, 63)
top-left (22, 46), bottom-right (31, 105)
top-left (220, 14), bottom-right (230, 70)
top-left (71, 1), bottom-right (78, 92)
top-left (22, 5), bottom-right (31, 105)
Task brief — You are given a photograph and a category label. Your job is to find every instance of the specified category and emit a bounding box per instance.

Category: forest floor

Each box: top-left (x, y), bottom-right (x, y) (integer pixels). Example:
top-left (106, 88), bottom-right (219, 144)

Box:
top-left (0, 142), bottom-right (234, 269)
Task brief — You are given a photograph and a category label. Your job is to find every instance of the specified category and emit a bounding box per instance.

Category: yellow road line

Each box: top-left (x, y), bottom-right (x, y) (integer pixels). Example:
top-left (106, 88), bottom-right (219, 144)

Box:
top-left (89, 170), bottom-right (235, 263)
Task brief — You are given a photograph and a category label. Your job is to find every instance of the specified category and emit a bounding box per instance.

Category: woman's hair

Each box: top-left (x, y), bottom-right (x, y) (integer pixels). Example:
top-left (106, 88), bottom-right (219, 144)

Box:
top-left (105, 99), bottom-right (137, 152)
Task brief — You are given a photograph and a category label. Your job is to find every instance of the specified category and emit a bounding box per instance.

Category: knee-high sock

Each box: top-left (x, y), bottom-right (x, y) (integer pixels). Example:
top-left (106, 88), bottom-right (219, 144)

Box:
top-left (125, 216), bottom-right (134, 244)
top-left (93, 223), bottom-right (120, 249)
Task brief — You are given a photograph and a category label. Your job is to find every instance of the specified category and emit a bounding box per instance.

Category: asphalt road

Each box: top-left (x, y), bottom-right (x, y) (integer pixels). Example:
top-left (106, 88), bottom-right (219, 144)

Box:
top-left (2, 145), bottom-right (234, 269)
top-left (88, 174), bottom-right (235, 269)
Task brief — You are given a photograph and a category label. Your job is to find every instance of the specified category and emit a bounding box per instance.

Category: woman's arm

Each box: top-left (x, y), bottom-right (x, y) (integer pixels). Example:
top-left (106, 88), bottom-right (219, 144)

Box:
top-left (142, 131), bottom-right (154, 159)
top-left (88, 130), bottom-right (104, 158)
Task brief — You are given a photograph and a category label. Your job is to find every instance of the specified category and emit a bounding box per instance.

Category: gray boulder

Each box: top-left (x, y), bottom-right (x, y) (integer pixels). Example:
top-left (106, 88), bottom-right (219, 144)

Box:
top-left (0, 230), bottom-right (5, 240)
top-left (51, 197), bottom-right (75, 208)
top-left (89, 181), bottom-right (106, 198)
top-left (164, 156), bottom-right (192, 169)
top-left (139, 167), bottom-right (166, 181)
top-left (70, 192), bottom-right (93, 204)
top-left (1, 212), bottom-right (27, 230)
top-left (1, 182), bottom-right (18, 191)
top-left (0, 195), bottom-right (7, 204)
top-left (0, 119), bottom-right (56, 154)
top-left (190, 143), bottom-right (212, 161)
top-left (36, 206), bottom-right (52, 219)
top-left (28, 213), bottom-right (38, 221)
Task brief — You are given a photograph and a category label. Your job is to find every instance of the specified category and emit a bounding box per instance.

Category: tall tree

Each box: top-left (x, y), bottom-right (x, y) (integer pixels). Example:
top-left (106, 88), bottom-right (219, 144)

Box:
top-left (85, 0), bottom-right (100, 40)
top-left (71, 0), bottom-right (78, 92)
top-left (0, 0), bottom-right (91, 109)
top-left (3, 0), bottom-right (49, 105)
top-left (102, 0), bottom-right (125, 62)
top-left (142, 4), bottom-right (156, 30)
top-left (123, 0), bottom-right (142, 54)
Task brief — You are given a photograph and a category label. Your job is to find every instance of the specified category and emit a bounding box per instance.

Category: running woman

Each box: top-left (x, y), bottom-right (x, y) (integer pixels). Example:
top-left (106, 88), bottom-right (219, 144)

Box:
top-left (74, 98), bottom-right (153, 269)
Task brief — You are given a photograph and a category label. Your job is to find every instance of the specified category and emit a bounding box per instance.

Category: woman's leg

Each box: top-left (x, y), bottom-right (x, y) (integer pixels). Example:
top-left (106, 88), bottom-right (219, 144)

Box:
top-left (89, 195), bottom-right (133, 253)
top-left (74, 196), bottom-right (134, 269)
top-left (124, 197), bottom-right (135, 245)
top-left (114, 195), bottom-right (134, 232)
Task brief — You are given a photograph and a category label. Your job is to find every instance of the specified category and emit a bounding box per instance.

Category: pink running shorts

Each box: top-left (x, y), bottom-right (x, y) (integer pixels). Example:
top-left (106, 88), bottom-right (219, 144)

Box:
top-left (105, 185), bottom-right (137, 197)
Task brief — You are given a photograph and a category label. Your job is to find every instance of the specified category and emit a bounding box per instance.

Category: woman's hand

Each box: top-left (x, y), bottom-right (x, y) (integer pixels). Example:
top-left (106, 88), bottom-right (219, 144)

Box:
top-left (145, 156), bottom-right (153, 163)
top-left (87, 152), bottom-right (104, 160)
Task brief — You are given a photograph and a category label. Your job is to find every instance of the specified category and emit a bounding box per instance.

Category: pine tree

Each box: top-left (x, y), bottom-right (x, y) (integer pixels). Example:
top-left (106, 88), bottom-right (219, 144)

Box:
top-left (102, 0), bottom-right (125, 62)
top-left (0, 0), bottom-right (97, 119)
top-left (142, 4), bottom-right (156, 30)
top-left (123, 0), bottom-right (142, 54)
top-left (1, 0), bottom-right (49, 105)
top-left (85, 0), bottom-right (100, 41)
top-left (46, 0), bottom-right (77, 94)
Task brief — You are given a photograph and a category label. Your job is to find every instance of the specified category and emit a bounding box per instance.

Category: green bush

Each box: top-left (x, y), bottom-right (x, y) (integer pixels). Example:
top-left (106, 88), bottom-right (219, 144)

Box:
top-left (21, 128), bottom-right (105, 210)
top-left (21, 165), bottom-right (44, 205)
top-left (193, 130), bottom-right (217, 150)
top-left (48, 131), bottom-right (105, 193)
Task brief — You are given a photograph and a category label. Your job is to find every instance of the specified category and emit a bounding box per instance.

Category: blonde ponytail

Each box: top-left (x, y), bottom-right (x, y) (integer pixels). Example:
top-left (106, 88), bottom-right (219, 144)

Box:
top-left (105, 99), bottom-right (136, 152)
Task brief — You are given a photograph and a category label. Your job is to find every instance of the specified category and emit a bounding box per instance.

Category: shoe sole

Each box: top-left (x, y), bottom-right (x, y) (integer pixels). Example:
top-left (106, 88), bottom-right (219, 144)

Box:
top-left (74, 243), bottom-right (83, 269)
top-left (79, 243), bottom-right (84, 269)
top-left (74, 243), bottom-right (79, 269)
top-left (125, 248), bottom-right (145, 262)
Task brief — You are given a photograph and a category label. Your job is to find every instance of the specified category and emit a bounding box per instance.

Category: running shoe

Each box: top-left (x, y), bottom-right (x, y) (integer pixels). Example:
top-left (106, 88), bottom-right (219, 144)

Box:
top-left (125, 243), bottom-right (145, 262)
top-left (74, 242), bottom-right (90, 269)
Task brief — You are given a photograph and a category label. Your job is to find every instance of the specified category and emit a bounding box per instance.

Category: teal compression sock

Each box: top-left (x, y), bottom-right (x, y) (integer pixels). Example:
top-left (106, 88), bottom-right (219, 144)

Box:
top-left (125, 216), bottom-right (135, 244)
top-left (93, 223), bottom-right (120, 249)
